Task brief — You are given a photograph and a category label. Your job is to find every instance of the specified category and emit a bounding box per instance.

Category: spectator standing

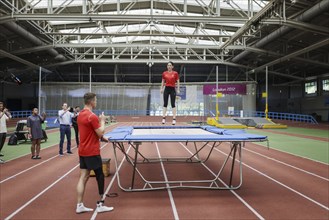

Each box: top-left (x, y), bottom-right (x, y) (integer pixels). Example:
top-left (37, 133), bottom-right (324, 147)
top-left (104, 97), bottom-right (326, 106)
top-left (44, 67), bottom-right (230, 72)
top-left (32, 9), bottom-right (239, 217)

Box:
top-left (72, 106), bottom-right (80, 148)
top-left (0, 102), bottom-right (11, 164)
top-left (27, 108), bottom-right (46, 159)
top-left (58, 103), bottom-right (74, 155)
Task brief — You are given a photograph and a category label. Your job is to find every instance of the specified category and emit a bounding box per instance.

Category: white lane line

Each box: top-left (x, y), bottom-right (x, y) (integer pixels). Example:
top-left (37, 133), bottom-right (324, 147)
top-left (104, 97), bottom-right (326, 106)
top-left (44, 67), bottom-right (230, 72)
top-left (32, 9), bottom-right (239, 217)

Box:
top-left (0, 149), bottom-right (75, 184)
top-left (179, 142), bottom-right (265, 220)
top-left (1, 124), bottom-right (118, 184)
top-left (211, 145), bottom-right (329, 211)
top-left (244, 147), bottom-right (329, 181)
top-left (252, 142), bottom-right (329, 165)
top-left (4, 164), bottom-right (80, 220)
top-left (4, 142), bottom-right (110, 220)
top-left (90, 144), bottom-right (132, 220)
top-left (156, 142), bottom-right (180, 220)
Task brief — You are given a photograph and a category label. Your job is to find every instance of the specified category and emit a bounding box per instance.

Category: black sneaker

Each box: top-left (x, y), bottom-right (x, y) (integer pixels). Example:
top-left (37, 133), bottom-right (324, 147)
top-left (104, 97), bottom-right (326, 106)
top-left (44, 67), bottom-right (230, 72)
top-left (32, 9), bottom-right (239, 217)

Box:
top-left (67, 151), bottom-right (73, 154)
top-left (0, 153), bottom-right (4, 157)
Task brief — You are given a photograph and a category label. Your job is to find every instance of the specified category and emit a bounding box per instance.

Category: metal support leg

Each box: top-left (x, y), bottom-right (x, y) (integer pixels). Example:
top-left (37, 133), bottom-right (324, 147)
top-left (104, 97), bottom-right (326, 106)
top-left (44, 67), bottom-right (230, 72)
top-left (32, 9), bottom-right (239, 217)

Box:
top-left (229, 143), bottom-right (238, 187)
top-left (130, 142), bottom-right (140, 189)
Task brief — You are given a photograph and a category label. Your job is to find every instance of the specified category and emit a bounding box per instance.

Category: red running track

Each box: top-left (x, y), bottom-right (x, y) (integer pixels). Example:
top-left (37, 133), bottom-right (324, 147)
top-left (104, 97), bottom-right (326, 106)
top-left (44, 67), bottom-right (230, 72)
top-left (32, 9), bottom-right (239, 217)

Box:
top-left (0, 118), bottom-right (328, 220)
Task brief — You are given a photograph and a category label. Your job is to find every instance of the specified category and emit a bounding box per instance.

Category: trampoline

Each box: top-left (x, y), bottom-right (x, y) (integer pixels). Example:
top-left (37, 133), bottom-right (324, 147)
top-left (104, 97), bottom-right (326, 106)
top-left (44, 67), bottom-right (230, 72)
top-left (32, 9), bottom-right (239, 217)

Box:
top-left (104, 125), bottom-right (267, 191)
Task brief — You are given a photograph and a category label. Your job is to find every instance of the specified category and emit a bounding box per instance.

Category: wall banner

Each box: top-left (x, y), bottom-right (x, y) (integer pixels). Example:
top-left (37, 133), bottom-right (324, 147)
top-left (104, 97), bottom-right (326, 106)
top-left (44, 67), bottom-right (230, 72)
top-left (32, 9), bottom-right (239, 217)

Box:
top-left (203, 84), bottom-right (246, 95)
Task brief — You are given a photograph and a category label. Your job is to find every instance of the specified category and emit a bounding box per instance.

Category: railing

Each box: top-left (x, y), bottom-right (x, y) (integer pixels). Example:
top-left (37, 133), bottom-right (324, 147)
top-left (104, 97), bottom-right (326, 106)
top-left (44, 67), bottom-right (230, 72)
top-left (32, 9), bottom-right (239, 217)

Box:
top-left (208, 110), bottom-right (318, 124)
top-left (9, 110), bottom-right (318, 124)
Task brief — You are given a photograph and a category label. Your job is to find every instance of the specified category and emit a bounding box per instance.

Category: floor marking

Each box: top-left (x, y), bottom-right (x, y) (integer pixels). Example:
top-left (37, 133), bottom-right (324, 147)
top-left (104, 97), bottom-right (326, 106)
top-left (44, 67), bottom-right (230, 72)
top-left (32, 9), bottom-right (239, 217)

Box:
top-left (5, 140), bottom-right (76, 162)
top-left (244, 147), bottom-right (329, 181)
top-left (211, 145), bottom-right (329, 211)
top-left (4, 164), bottom-right (80, 220)
top-left (4, 142), bottom-right (110, 220)
top-left (1, 124), bottom-right (118, 183)
top-left (0, 148), bottom-right (76, 184)
top-left (156, 142), bottom-right (180, 220)
top-left (179, 142), bottom-right (265, 220)
top-left (252, 142), bottom-right (329, 165)
top-left (90, 144), bottom-right (132, 220)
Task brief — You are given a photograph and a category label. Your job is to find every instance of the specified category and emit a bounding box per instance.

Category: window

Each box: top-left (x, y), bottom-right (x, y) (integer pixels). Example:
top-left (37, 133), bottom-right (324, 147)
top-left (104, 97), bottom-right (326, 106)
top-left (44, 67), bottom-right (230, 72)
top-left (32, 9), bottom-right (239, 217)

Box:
top-left (305, 81), bottom-right (317, 95)
top-left (323, 79), bottom-right (329, 92)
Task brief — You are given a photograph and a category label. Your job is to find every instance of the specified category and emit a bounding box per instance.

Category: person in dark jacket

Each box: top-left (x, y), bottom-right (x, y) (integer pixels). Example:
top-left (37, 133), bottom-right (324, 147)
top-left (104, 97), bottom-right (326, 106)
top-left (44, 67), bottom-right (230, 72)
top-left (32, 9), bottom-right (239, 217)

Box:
top-left (27, 107), bottom-right (46, 159)
top-left (72, 106), bottom-right (80, 148)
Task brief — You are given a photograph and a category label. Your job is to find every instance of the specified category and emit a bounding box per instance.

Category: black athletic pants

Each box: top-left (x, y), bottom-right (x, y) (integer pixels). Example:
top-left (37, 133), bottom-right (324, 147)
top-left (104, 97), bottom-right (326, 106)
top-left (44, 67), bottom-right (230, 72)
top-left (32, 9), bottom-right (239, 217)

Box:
top-left (0, 133), bottom-right (6, 152)
top-left (163, 86), bottom-right (176, 108)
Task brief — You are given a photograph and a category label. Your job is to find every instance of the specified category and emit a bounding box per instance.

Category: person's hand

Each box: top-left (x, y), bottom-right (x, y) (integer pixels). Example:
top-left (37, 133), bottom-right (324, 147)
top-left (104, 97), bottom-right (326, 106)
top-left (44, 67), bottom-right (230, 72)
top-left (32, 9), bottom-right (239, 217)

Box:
top-left (3, 108), bottom-right (8, 113)
top-left (41, 112), bottom-right (46, 117)
top-left (99, 112), bottom-right (109, 123)
top-left (177, 89), bottom-right (180, 94)
top-left (160, 88), bottom-right (163, 94)
top-left (28, 133), bottom-right (32, 139)
top-left (101, 136), bottom-right (109, 142)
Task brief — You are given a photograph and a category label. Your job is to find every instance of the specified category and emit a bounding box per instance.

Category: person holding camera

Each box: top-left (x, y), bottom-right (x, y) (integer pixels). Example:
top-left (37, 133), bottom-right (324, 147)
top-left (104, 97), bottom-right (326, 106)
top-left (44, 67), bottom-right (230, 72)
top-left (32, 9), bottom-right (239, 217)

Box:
top-left (72, 106), bottom-right (80, 148)
top-left (0, 102), bottom-right (11, 164)
top-left (58, 103), bottom-right (74, 156)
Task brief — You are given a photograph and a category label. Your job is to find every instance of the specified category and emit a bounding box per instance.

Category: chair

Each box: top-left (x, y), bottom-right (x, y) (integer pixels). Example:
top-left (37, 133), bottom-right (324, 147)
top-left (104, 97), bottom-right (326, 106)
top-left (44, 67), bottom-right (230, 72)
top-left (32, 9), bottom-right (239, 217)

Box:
top-left (14, 120), bottom-right (29, 143)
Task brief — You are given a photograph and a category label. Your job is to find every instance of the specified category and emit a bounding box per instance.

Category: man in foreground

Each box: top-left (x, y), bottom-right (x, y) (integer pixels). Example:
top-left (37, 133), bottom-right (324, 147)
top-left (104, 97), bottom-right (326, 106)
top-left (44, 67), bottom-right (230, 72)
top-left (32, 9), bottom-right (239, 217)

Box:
top-left (76, 92), bottom-right (113, 214)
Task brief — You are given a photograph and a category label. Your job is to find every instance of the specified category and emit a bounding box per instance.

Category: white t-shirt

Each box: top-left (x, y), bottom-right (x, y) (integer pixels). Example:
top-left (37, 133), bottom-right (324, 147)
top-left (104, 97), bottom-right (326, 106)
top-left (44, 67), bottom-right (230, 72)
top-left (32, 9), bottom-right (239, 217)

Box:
top-left (58, 110), bottom-right (73, 125)
top-left (0, 114), bottom-right (9, 133)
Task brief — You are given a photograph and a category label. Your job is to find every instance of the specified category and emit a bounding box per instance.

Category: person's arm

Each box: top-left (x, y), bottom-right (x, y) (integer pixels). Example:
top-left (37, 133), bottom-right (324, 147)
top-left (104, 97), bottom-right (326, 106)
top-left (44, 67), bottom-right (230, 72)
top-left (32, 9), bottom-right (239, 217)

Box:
top-left (59, 108), bottom-right (69, 118)
top-left (160, 79), bottom-right (165, 94)
top-left (27, 118), bottom-right (32, 139)
top-left (40, 112), bottom-right (46, 122)
top-left (94, 112), bottom-right (109, 141)
top-left (0, 108), bottom-right (11, 120)
top-left (176, 79), bottom-right (180, 94)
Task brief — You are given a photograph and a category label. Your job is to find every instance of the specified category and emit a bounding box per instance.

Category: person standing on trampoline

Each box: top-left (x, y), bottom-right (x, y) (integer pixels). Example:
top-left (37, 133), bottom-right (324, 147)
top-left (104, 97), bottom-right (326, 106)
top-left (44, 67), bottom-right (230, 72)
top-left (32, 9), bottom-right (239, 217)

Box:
top-left (76, 92), bottom-right (113, 214)
top-left (160, 61), bottom-right (180, 125)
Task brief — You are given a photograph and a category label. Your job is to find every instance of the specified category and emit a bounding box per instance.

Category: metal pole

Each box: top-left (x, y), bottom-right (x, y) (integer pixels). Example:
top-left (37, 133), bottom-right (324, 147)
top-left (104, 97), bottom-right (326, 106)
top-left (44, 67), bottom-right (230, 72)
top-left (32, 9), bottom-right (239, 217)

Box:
top-left (265, 66), bottom-right (268, 119)
top-left (216, 65), bottom-right (219, 120)
top-left (38, 66), bottom-right (41, 112)
top-left (89, 66), bottom-right (92, 92)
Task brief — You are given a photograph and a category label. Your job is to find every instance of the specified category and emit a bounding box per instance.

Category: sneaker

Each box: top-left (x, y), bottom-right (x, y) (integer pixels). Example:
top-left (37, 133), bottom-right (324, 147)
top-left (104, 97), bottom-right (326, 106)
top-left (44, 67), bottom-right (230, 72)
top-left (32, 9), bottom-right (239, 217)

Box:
top-left (67, 151), bottom-right (73, 154)
top-left (162, 118), bottom-right (166, 124)
top-left (35, 155), bottom-right (41, 159)
top-left (76, 203), bottom-right (93, 214)
top-left (59, 153), bottom-right (64, 156)
top-left (96, 201), bottom-right (114, 213)
top-left (0, 153), bottom-right (4, 157)
top-left (172, 119), bottom-right (176, 125)
top-left (31, 155), bottom-right (36, 159)
top-left (0, 159), bottom-right (5, 164)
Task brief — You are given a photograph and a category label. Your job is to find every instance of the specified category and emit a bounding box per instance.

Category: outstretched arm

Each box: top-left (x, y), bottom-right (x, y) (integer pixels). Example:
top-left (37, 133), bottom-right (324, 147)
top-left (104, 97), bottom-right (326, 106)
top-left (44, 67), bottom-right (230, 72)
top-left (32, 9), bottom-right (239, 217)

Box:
top-left (160, 79), bottom-right (165, 94)
top-left (176, 79), bottom-right (180, 94)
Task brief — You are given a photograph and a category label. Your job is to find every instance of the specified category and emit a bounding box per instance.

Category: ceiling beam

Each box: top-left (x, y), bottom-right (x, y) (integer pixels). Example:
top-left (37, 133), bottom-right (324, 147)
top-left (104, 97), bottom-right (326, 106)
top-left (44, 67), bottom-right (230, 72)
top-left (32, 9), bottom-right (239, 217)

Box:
top-left (0, 49), bottom-right (51, 73)
top-left (44, 59), bottom-right (248, 69)
top-left (262, 18), bottom-right (329, 36)
top-left (248, 38), bottom-right (329, 74)
top-left (47, 32), bottom-right (234, 38)
top-left (53, 43), bottom-right (245, 50)
top-left (0, 14), bottom-right (248, 23)
top-left (245, 47), bottom-right (329, 68)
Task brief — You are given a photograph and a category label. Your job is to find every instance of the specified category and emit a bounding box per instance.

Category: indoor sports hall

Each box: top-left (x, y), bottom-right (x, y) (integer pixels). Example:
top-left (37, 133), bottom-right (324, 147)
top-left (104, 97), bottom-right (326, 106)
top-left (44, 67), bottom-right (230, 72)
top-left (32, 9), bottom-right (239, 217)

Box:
top-left (0, 1), bottom-right (328, 220)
